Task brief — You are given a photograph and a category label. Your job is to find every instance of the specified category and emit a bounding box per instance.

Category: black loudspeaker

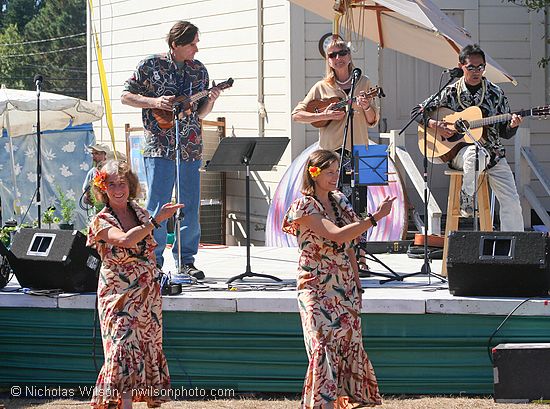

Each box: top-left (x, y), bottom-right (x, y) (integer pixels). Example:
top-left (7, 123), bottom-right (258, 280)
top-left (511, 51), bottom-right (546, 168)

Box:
top-left (446, 231), bottom-right (550, 296)
top-left (493, 343), bottom-right (550, 402)
top-left (10, 228), bottom-right (100, 292)
top-left (0, 241), bottom-right (12, 289)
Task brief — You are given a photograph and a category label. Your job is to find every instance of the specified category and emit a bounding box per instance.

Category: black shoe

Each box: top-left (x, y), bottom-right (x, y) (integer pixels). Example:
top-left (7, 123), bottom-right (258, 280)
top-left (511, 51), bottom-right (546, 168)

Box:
top-left (181, 263), bottom-right (205, 280)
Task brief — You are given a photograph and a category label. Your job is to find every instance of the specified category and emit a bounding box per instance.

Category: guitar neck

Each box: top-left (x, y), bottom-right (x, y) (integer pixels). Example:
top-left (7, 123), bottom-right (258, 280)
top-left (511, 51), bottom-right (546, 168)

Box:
top-left (469, 109), bottom-right (532, 129)
top-left (174, 89), bottom-right (209, 106)
top-left (333, 96), bottom-right (358, 111)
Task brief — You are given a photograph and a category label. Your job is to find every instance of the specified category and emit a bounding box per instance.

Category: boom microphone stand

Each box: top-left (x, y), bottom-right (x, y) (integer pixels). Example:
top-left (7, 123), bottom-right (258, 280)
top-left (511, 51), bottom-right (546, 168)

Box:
top-left (397, 68), bottom-right (464, 283)
top-left (337, 68), bottom-right (402, 282)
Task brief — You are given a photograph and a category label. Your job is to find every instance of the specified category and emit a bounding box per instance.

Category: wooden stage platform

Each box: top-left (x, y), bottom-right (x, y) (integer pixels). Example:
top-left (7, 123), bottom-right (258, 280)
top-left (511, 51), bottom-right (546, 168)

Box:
top-left (1, 246), bottom-right (550, 395)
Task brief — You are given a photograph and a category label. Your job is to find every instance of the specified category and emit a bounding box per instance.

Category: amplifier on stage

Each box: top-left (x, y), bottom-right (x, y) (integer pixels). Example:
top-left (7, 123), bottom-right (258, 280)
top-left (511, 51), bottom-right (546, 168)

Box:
top-left (493, 343), bottom-right (550, 403)
top-left (447, 231), bottom-right (550, 296)
top-left (10, 228), bottom-right (100, 293)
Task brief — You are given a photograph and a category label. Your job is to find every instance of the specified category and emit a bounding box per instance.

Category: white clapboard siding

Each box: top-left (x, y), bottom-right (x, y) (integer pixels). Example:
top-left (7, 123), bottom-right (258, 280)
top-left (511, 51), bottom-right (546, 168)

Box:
top-left (291, 0), bottom-right (549, 216)
top-left (89, 0), bottom-right (549, 242)
top-left (90, 1), bottom-right (294, 244)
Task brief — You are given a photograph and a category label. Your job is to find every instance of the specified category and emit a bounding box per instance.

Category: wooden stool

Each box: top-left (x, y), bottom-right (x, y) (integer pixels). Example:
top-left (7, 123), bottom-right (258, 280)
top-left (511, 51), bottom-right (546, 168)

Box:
top-left (441, 170), bottom-right (493, 276)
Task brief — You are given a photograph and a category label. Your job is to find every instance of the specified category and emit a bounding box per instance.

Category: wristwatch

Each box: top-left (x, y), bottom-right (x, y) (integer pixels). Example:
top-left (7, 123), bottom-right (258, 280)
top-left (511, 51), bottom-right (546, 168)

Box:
top-left (149, 216), bottom-right (161, 229)
top-left (366, 212), bottom-right (377, 227)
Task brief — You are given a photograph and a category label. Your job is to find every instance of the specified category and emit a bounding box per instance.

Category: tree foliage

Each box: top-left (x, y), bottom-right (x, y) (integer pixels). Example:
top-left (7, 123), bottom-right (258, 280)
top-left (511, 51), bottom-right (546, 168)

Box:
top-left (0, 0), bottom-right (86, 98)
top-left (505, 0), bottom-right (549, 67)
top-left (0, 0), bottom-right (43, 30)
top-left (0, 24), bottom-right (27, 89)
top-left (505, 0), bottom-right (550, 11)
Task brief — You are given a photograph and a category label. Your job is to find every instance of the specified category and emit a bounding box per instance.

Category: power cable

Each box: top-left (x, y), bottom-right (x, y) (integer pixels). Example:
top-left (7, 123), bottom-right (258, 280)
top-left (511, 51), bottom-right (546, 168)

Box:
top-left (21, 63), bottom-right (87, 73)
top-left (0, 44), bottom-right (86, 58)
top-left (486, 297), bottom-right (534, 364)
top-left (0, 32), bottom-right (85, 47)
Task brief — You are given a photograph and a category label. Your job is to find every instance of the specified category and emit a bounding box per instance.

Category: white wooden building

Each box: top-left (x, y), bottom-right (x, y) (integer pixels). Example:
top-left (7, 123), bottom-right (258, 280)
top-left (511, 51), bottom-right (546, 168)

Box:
top-left (88, 0), bottom-right (549, 244)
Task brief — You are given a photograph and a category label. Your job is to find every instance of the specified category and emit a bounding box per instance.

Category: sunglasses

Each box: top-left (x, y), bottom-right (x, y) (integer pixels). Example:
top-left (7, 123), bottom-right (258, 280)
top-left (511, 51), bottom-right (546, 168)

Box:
top-left (465, 64), bottom-right (486, 72)
top-left (327, 49), bottom-right (350, 59)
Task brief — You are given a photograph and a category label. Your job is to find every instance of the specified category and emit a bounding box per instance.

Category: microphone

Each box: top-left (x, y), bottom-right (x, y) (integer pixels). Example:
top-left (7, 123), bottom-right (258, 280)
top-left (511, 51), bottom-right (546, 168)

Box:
top-left (444, 67), bottom-right (463, 78)
top-left (33, 74), bottom-right (43, 96)
top-left (349, 68), bottom-right (362, 95)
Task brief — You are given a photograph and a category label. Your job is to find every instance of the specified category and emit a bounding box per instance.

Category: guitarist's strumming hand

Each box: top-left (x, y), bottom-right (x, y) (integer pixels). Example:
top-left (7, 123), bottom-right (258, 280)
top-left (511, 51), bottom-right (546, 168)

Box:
top-left (323, 102), bottom-right (346, 122)
top-left (510, 113), bottom-right (523, 128)
top-left (155, 95), bottom-right (176, 111)
top-left (428, 119), bottom-right (455, 139)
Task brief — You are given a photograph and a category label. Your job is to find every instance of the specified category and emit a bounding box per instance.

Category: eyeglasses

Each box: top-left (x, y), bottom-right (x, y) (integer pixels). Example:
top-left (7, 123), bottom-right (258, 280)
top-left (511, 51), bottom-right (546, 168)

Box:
top-left (465, 64), bottom-right (486, 72)
top-left (327, 49), bottom-right (350, 59)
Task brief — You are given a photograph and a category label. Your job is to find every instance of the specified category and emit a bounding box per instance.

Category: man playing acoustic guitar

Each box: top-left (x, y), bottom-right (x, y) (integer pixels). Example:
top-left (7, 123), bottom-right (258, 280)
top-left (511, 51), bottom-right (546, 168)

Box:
top-left (121, 21), bottom-right (221, 280)
top-left (411, 44), bottom-right (524, 231)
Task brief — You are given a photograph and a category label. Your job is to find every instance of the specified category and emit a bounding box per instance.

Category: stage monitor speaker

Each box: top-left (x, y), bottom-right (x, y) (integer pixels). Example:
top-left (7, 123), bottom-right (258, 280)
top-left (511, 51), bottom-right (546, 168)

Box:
top-left (446, 231), bottom-right (550, 296)
top-left (10, 228), bottom-right (100, 292)
top-left (493, 343), bottom-right (550, 403)
top-left (0, 241), bottom-right (12, 289)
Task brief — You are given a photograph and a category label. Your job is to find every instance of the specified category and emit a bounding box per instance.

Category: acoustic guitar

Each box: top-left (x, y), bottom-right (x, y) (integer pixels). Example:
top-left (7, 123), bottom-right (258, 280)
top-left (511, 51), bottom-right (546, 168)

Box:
top-left (153, 78), bottom-right (234, 129)
top-left (305, 86), bottom-right (385, 128)
top-left (418, 105), bottom-right (550, 164)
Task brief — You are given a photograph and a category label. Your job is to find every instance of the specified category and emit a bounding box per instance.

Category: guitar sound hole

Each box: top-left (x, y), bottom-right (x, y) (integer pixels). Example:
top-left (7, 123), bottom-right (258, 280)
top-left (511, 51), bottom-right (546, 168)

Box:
top-left (447, 133), bottom-right (464, 143)
top-left (454, 119), bottom-right (470, 133)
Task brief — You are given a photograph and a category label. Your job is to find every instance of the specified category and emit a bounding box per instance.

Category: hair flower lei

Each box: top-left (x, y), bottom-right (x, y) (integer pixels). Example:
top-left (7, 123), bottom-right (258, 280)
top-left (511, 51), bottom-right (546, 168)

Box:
top-left (93, 171), bottom-right (108, 192)
top-left (308, 166), bottom-right (321, 178)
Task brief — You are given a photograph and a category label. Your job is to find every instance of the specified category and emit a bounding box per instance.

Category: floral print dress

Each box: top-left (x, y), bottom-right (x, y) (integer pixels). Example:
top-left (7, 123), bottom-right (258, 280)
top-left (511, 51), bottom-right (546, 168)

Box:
top-left (282, 191), bottom-right (382, 409)
top-left (87, 201), bottom-right (170, 409)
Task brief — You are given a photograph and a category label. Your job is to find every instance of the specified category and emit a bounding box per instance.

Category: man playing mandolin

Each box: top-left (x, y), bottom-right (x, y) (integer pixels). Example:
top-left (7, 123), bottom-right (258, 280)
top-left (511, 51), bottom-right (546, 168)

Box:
top-left (411, 44), bottom-right (524, 231)
top-left (121, 21), bottom-right (221, 280)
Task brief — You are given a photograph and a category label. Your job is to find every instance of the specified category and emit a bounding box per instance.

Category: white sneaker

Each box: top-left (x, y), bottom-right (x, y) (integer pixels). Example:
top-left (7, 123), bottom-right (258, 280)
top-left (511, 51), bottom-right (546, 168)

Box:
top-left (459, 189), bottom-right (475, 218)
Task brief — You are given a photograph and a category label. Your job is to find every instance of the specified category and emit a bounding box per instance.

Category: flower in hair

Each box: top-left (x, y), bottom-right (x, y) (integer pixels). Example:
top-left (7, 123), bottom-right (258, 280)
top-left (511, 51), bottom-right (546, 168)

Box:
top-left (93, 171), bottom-right (108, 192)
top-left (308, 166), bottom-right (321, 178)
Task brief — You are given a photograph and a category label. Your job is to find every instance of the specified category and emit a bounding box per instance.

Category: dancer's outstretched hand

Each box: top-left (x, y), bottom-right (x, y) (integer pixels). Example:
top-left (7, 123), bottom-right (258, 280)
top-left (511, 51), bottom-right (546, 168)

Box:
top-left (373, 196), bottom-right (396, 221)
top-left (156, 202), bottom-right (184, 223)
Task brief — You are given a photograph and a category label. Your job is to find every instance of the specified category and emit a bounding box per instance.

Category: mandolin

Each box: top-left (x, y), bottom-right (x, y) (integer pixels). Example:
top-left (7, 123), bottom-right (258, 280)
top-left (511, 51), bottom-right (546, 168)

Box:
top-left (418, 105), bottom-right (550, 164)
top-left (153, 78), bottom-right (234, 129)
top-left (305, 86), bottom-right (385, 128)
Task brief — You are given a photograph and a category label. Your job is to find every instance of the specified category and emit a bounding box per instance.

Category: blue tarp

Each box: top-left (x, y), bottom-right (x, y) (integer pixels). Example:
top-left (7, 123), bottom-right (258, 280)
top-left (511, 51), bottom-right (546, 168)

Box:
top-left (0, 124), bottom-right (96, 230)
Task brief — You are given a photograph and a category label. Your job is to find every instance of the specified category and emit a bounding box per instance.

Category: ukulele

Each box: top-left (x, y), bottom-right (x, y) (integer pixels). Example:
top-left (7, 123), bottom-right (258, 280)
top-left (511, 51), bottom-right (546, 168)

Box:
top-left (153, 78), bottom-right (234, 129)
top-left (418, 105), bottom-right (550, 164)
top-left (305, 86), bottom-right (385, 128)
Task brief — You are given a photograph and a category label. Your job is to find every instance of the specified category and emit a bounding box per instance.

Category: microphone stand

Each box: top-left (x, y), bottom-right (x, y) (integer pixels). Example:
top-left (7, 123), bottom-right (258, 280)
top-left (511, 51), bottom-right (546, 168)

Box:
top-left (172, 106), bottom-right (187, 282)
top-left (454, 120), bottom-right (488, 231)
top-left (397, 72), bottom-right (461, 283)
top-left (35, 78), bottom-right (42, 228)
top-left (338, 70), bottom-right (402, 282)
top-left (337, 70), bottom-right (359, 193)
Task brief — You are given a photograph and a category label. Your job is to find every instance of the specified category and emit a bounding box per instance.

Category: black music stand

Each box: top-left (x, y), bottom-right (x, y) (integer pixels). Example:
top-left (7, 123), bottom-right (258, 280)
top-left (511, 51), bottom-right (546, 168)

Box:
top-left (353, 144), bottom-right (405, 282)
top-left (205, 137), bottom-right (289, 284)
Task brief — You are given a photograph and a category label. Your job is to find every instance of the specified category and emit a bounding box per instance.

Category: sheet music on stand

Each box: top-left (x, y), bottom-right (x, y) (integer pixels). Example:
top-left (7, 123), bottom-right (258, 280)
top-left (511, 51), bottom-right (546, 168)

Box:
top-left (351, 144), bottom-right (408, 283)
top-left (353, 144), bottom-right (389, 186)
top-left (205, 136), bottom-right (289, 284)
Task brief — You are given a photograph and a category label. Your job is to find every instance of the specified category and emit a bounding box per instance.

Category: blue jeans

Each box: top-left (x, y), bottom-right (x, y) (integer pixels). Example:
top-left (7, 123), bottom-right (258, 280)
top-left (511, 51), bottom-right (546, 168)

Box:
top-left (144, 157), bottom-right (202, 268)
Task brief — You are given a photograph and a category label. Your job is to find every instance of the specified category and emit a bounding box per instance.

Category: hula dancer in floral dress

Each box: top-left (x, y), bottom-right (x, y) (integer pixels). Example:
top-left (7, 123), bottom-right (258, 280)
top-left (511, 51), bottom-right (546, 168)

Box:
top-left (283, 150), bottom-right (395, 408)
top-left (87, 160), bottom-right (183, 409)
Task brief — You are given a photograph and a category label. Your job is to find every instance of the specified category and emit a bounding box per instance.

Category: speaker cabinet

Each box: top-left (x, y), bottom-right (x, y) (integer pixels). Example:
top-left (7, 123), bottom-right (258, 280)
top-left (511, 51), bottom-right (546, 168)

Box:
top-left (11, 228), bottom-right (100, 292)
top-left (446, 231), bottom-right (550, 296)
top-left (493, 343), bottom-right (550, 403)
